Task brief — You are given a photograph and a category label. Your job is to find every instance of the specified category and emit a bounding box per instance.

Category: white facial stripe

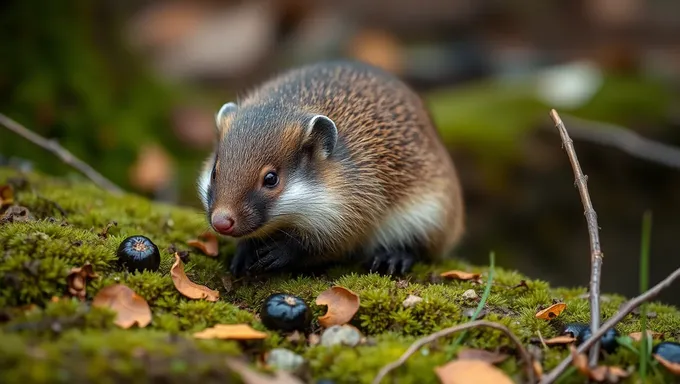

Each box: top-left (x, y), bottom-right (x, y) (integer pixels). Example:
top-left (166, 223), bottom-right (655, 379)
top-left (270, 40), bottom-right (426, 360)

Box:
top-left (197, 160), bottom-right (213, 210)
top-left (368, 195), bottom-right (445, 252)
top-left (271, 176), bottom-right (344, 248)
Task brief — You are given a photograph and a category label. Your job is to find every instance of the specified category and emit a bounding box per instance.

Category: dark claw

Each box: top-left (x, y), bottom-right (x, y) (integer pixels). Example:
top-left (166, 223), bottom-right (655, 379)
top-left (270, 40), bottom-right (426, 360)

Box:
top-left (400, 256), bottom-right (415, 275)
top-left (369, 248), bottom-right (417, 276)
top-left (370, 252), bottom-right (387, 273)
top-left (386, 255), bottom-right (399, 276)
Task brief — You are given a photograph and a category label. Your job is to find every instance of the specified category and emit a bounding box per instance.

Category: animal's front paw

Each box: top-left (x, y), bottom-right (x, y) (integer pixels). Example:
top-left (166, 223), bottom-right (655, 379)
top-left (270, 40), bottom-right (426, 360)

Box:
top-left (230, 240), bottom-right (259, 277)
top-left (369, 248), bottom-right (416, 276)
top-left (248, 243), bottom-right (296, 274)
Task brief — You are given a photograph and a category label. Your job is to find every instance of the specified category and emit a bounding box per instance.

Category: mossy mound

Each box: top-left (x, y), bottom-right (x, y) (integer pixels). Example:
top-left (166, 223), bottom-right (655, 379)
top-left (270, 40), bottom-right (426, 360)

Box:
top-left (1, 167), bottom-right (679, 384)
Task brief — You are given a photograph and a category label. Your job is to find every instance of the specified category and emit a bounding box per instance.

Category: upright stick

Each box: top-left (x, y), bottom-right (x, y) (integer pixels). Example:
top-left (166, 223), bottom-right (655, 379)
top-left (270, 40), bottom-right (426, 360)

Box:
top-left (0, 113), bottom-right (123, 195)
top-left (549, 109), bottom-right (604, 366)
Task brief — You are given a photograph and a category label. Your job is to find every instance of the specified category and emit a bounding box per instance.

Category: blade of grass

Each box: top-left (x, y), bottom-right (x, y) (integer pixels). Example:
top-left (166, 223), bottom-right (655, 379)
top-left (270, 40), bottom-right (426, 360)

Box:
top-left (452, 251), bottom-right (495, 347)
top-left (639, 210), bottom-right (653, 380)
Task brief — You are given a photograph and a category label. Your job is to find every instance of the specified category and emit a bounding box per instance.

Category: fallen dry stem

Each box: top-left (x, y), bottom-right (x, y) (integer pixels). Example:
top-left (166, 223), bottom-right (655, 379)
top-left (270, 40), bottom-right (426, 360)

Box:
top-left (550, 109), bottom-right (604, 366)
top-left (0, 113), bottom-right (123, 195)
top-left (540, 266), bottom-right (680, 384)
top-left (371, 320), bottom-right (535, 384)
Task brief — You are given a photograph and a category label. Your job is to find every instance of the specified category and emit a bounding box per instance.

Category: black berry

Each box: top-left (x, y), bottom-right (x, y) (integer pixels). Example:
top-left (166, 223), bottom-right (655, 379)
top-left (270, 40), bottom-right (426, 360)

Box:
top-left (653, 341), bottom-right (680, 363)
top-left (562, 322), bottom-right (590, 340)
top-left (260, 293), bottom-right (311, 332)
top-left (580, 326), bottom-right (619, 354)
top-left (562, 322), bottom-right (619, 354)
top-left (116, 235), bottom-right (161, 273)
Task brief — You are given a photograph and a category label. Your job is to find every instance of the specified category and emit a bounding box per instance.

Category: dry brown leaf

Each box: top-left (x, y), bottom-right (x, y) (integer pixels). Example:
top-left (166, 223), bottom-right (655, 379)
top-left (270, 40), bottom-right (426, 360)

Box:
top-left (225, 357), bottom-right (305, 384)
top-left (570, 346), bottom-right (629, 382)
top-left (187, 232), bottom-right (219, 257)
top-left (0, 185), bottom-right (14, 208)
top-left (440, 270), bottom-right (481, 281)
top-left (535, 303), bottom-right (567, 320)
top-left (171, 253), bottom-right (219, 301)
top-left (457, 348), bottom-right (509, 364)
top-left (92, 284), bottom-right (152, 328)
top-left (543, 335), bottom-right (577, 346)
top-left (129, 143), bottom-right (173, 192)
top-left (193, 324), bottom-right (267, 340)
top-left (66, 263), bottom-right (98, 301)
top-left (315, 286), bottom-right (360, 328)
top-left (628, 330), bottom-right (663, 341)
top-left (434, 359), bottom-right (514, 384)
top-left (654, 354), bottom-right (680, 375)
top-left (533, 360), bottom-right (544, 379)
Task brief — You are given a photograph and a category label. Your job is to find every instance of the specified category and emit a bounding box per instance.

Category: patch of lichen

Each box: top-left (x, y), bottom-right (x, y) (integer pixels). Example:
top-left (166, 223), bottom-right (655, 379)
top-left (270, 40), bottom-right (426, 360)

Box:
top-left (2, 167), bottom-right (680, 383)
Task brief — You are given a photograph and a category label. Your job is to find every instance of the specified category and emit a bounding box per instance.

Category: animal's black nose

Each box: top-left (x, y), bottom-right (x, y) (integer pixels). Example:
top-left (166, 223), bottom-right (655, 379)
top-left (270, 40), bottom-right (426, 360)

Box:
top-left (211, 210), bottom-right (235, 235)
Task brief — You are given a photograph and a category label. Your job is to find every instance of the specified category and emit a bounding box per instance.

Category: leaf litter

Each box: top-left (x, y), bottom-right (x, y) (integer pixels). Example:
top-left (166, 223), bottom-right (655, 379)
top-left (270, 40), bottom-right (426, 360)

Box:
top-left (315, 286), bottom-right (360, 328)
top-left (170, 253), bottom-right (219, 301)
top-left (66, 263), bottom-right (98, 301)
top-left (193, 324), bottom-right (267, 340)
top-left (187, 231), bottom-right (219, 257)
top-left (535, 302), bottom-right (567, 320)
top-left (92, 284), bottom-right (152, 328)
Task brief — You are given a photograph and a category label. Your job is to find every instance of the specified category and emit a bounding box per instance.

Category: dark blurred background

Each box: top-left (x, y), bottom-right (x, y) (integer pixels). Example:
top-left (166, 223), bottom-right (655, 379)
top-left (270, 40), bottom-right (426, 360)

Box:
top-left (1, 0), bottom-right (680, 305)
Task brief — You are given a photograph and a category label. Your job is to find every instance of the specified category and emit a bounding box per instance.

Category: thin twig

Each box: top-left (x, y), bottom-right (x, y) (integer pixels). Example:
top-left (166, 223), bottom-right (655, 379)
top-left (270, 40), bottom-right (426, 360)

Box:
top-left (371, 320), bottom-right (535, 384)
top-left (539, 266), bottom-right (680, 384)
top-left (0, 113), bottom-right (123, 195)
top-left (549, 113), bottom-right (680, 170)
top-left (550, 109), bottom-right (603, 367)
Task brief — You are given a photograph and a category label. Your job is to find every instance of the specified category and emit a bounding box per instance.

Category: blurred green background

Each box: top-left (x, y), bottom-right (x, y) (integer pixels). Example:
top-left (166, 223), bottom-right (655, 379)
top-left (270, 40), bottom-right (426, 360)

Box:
top-left (2, 0), bottom-right (680, 305)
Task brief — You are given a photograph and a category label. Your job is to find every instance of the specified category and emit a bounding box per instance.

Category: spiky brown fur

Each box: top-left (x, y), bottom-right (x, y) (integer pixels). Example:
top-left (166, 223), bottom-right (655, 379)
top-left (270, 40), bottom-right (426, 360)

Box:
top-left (198, 60), bottom-right (465, 276)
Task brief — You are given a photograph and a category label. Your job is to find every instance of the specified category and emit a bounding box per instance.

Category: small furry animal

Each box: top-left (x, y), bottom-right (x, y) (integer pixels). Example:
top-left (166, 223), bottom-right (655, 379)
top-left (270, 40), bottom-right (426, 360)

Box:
top-left (198, 60), bottom-right (465, 277)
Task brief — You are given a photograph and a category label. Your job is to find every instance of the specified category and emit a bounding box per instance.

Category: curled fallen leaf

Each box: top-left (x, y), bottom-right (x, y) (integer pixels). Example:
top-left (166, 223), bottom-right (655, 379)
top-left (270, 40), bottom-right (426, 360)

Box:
top-left (66, 263), bottom-right (98, 301)
top-left (187, 231), bottom-right (219, 257)
top-left (315, 286), bottom-right (360, 328)
top-left (171, 253), bottom-right (219, 301)
top-left (457, 348), bottom-right (509, 364)
top-left (434, 359), bottom-right (514, 384)
top-left (0, 184), bottom-right (14, 208)
top-left (440, 270), bottom-right (481, 281)
top-left (542, 335), bottom-right (577, 346)
top-left (193, 324), bottom-right (267, 340)
top-left (535, 303), bottom-right (567, 320)
top-left (92, 284), bottom-right (152, 328)
top-left (570, 346), bottom-right (629, 382)
top-left (628, 330), bottom-right (663, 341)
top-left (654, 354), bottom-right (680, 375)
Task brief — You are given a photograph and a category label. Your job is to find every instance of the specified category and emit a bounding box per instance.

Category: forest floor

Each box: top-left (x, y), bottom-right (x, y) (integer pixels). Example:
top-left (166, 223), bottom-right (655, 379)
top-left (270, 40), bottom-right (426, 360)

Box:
top-left (1, 167), bottom-right (679, 384)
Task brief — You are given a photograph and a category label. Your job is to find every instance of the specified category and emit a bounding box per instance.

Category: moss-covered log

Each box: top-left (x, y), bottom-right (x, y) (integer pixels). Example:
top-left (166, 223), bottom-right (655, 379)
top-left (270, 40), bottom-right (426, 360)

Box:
top-left (1, 167), bottom-right (679, 383)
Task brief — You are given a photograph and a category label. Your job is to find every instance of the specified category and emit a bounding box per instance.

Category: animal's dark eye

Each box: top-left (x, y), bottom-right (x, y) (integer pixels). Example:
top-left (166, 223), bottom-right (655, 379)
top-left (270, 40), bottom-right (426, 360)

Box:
top-left (211, 164), bottom-right (216, 181)
top-left (263, 171), bottom-right (279, 188)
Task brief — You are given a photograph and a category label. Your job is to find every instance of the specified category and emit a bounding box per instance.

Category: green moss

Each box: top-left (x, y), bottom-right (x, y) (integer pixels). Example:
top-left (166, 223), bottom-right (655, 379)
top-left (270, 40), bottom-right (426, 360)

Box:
top-left (1, 167), bottom-right (680, 383)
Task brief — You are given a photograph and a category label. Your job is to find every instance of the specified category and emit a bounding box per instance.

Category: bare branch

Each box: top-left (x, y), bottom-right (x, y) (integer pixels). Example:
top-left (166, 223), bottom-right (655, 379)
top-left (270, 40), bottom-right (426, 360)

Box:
top-left (372, 320), bottom-right (535, 384)
top-left (0, 113), bottom-right (123, 195)
top-left (549, 109), bottom-right (604, 366)
top-left (540, 266), bottom-right (680, 384)
top-left (550, 113), bottom-right (680, 170)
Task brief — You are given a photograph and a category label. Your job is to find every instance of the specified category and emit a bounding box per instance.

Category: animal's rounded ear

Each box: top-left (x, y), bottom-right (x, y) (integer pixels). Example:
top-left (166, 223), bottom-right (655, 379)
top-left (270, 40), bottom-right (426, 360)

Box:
top-left (215, 102), bottom-right (237, 130)
top-left (304, 114), bottom-right (338, 159)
